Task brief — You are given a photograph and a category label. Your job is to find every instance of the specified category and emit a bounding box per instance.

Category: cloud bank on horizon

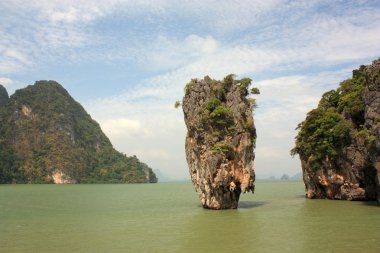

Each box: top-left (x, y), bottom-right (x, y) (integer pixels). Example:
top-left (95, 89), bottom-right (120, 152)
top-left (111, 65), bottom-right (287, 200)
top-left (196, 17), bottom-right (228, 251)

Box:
top-left (1, 0), bottom-right (380, 180)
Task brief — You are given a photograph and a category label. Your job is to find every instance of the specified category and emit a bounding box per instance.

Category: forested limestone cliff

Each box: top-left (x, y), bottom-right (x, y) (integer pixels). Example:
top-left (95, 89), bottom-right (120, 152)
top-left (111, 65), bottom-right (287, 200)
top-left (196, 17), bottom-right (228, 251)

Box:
top-left (0, 81), bottom-right (157, 184)
top-left (292, 59), bottom-right (380, 201)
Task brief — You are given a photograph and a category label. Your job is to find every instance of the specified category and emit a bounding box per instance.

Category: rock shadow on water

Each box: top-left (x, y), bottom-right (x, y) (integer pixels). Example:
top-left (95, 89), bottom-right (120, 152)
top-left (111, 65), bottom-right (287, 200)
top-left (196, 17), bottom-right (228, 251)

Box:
top-left (196, 201), bottom-right (267, 210)
top-left (238, 201), bottom-right (267, 209)
top-left (360, 201), bottom-right (379, 207)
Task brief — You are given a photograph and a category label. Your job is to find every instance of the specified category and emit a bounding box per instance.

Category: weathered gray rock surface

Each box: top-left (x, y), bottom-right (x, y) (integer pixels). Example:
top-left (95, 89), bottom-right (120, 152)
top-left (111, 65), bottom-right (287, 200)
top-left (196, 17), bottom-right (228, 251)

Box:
top-left (182, 76), bottom-right (256, 209)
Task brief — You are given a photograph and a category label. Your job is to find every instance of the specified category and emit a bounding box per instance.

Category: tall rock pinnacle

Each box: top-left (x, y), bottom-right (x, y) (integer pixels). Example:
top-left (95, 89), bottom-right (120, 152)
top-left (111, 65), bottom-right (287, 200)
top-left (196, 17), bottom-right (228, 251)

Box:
top-left (182, 75), bottom-right (258, 209)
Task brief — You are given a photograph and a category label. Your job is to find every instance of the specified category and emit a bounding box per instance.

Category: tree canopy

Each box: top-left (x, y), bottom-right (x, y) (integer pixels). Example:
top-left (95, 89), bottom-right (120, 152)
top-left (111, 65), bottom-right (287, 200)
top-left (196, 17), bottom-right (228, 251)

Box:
top-left (0, 81), bottom-right (157, 183)
top-left (291, 65), bottom-right (374, 170)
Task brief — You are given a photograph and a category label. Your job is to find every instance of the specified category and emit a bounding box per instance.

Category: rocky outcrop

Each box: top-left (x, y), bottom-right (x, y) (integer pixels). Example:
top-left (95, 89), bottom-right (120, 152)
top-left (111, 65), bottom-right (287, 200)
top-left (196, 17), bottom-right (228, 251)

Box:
top-left (52, 170), bottom-right (77, 184)
top-left (0, 84), bottom-right (9, 107)
top-left (293, 58), bottom-right (380, 201)
top-left (182, 75), bottom-right (257, 209)
top-left (364, 59), bottom-right (380, 202)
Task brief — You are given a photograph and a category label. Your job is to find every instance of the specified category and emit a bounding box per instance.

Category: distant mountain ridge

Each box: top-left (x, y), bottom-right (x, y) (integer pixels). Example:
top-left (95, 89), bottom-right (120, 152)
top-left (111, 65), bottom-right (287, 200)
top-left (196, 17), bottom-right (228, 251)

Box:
top-left (0, 81), bottom-right (157, 184)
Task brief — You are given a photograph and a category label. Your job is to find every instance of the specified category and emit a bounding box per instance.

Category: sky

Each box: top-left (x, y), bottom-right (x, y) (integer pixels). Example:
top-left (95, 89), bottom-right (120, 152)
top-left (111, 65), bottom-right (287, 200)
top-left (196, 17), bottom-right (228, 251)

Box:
top-left (1, 0), bottom-right (380, 180)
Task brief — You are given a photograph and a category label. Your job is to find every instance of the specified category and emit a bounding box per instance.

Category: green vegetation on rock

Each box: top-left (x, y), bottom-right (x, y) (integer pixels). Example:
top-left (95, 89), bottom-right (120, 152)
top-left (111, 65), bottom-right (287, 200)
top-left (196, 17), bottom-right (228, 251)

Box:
top-left (174, 100), bottom-right (181, 108)
top-left (191, 74), bottom-right (259, 152)
top-left (203, 97), bottom-right (234, 132)
top-left (211, 141), bottom-right (232, 154)
top-left (291, 65), bottom-right (375, 170)
top-left (184, 79), bottom-right (196, 95)
top-left (0, 81), bottom-right (157, 184)
top-left (182, 74), bottom-right (258, 208)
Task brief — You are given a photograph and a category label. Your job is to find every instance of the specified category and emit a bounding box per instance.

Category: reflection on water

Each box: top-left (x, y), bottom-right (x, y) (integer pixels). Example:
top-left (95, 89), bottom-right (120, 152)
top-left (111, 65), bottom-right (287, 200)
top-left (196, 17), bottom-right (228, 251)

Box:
top-left (0, 182), bottom-right (379, 253)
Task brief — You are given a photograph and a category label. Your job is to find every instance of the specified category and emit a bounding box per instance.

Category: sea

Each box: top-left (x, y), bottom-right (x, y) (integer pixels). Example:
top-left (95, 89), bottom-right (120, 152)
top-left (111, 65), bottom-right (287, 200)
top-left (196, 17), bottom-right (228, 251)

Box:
top-left (0, 181), bottom-right (379, 253)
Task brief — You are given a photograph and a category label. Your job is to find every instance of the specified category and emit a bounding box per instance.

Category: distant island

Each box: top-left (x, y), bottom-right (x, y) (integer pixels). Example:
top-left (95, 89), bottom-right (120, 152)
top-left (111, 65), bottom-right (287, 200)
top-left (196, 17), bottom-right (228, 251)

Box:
top-left (292, 58), bottom-right (380, 202)
top-left (0, 81), bottom-right (157, 184)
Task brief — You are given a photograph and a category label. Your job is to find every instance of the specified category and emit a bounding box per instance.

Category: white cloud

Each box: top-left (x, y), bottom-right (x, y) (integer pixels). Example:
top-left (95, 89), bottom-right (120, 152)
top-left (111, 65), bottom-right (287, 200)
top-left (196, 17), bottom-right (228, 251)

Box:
top-left (187, 35), bottom-right (218, 54)
top-left (0, 2), bottom-right (92, 75)
top-left (4, 50), bottom-right (30, 65)
top-left (100, 118), bottom-right (149, 138)
top-left (172, 0), bottom-right (285, 34)
top-left (3, 0), bottom-right (120, 24)
top-left (0, 77), bottom-right (13, 87)
top-left (2, 0), bottom-right (379, 75)
top-left (132, 34), bottom-right (220, 71)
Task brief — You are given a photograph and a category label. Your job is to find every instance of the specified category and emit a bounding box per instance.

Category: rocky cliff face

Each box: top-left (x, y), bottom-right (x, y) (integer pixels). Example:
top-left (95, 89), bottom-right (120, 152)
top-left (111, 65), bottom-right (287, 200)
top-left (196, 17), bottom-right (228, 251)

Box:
top-left (182, 75), bottom-right (257, 209)
top-left (293, 58), bottom-right (380, 201)
top-left (364, 60), bottom-right (380, 202)
top-left (0, 81), bottom-right (157, 184)
top-left (0, 84), bottom-right (9, 107)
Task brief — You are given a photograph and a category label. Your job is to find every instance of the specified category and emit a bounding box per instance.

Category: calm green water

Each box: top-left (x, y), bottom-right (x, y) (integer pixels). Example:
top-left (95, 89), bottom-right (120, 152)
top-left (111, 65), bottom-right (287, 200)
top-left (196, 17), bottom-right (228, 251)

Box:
top-left (0, 181), bottom-right (379, 253)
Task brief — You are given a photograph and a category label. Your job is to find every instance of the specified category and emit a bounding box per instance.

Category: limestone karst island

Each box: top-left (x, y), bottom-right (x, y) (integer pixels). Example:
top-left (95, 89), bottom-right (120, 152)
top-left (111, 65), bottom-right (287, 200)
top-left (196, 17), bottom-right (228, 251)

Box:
top-left (181, 75), bottom-right (259, 209)
top-left (292, 58), bottom-right (380, 202)
top-left (0, 81), bottom-right (157, 184)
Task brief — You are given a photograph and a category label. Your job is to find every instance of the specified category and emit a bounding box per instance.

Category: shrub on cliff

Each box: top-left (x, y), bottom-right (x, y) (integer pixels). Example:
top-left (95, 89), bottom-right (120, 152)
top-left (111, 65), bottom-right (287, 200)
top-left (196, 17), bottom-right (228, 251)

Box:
top-left (291, 107), bottom-right (351, 169)
top-left (291, 64), bottom-right (375, 170)
top-left (177, 74), bottom-right (259, 153)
